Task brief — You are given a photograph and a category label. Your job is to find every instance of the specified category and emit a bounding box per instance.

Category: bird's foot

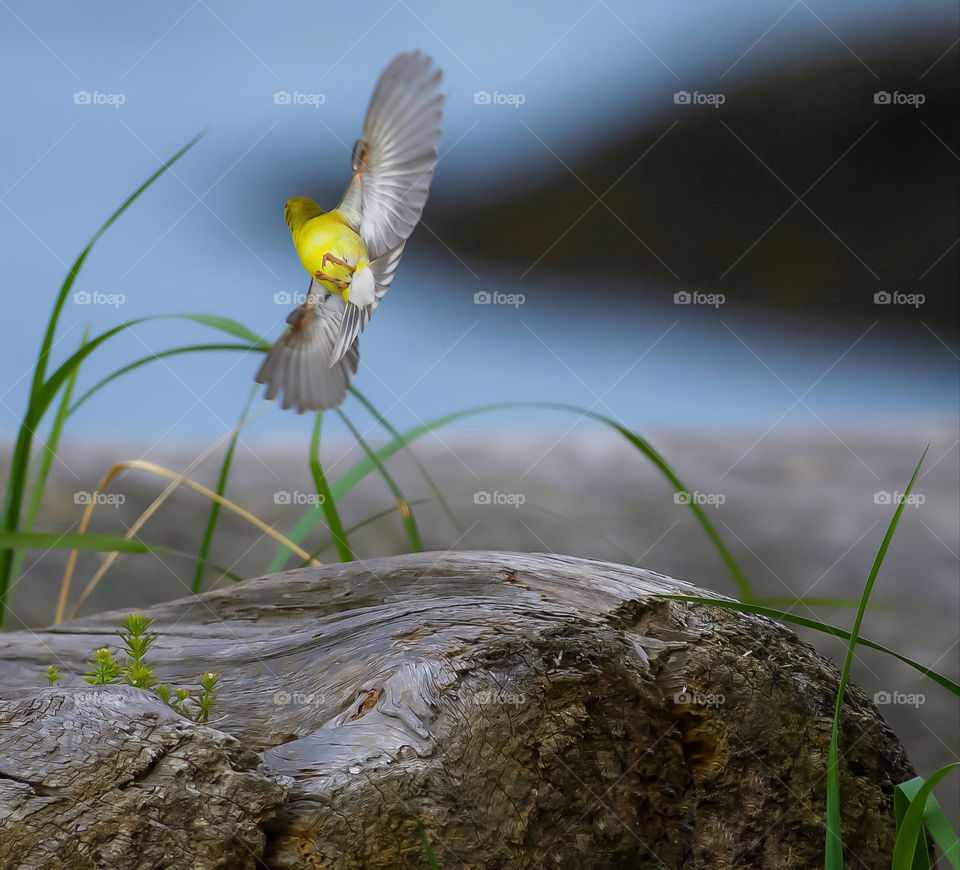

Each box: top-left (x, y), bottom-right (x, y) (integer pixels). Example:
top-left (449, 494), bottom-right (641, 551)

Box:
top-left (322, 253), bottom-right (354, 271)
top-left (314, 270), bottom-right (350, 290)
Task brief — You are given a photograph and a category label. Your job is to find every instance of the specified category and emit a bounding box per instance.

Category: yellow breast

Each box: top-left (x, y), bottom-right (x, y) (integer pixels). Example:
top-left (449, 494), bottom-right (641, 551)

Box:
top-left (292, 211), bottom-right (367, 290)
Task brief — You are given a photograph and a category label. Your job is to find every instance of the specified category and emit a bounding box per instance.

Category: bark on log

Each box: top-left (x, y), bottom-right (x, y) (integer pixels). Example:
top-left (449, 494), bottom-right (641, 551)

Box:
top-left (0, 551), bottom-right (915, 868)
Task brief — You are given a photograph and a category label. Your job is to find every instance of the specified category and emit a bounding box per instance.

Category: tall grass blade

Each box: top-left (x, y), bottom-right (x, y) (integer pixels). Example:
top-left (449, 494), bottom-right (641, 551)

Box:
top-left (893, 764), bottom-right (959, 870)
top-left (302, 497), bottom-right (435, 562)
top-left (337, 409), bottom-right (421, 553)
top-left (32, 131), bottom-right (206, 394)
top-left (37, 313), bottom-right (268, 420)
top-left (69, 344), bottom-right (256, 413)
top-left (191, 384), bottom-right (258, 594)
top-left (300, 493), bottom-right (639, 566)
top-left (60, 455), bottom-right (314, 621)
top-left (825, 446), bottom-right (928, 869)
top-left (0, 532), bottom-right (168, 555)
top-left (415, 821), bottom-right (441, 870)
top-left (269, 401), bottom-right (749, 597)
top-left (896, 774), bottom-right (960, 869)
top-left (1, 532), bottom-right (242, 588)
top-left (350, 387), bottom-right (464, 537)
top-left (309, 414), bottom-right (352, 562)
top-left (0, 132), bottom-right (205, 626)
top-left (8, 328), bottom-right (88, 592)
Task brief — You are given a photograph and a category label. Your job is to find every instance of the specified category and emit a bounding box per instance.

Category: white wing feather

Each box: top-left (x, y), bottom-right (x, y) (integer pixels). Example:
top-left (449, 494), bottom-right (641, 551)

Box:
top-left (353, 51), bottom-right (443, 259)
top-left (256, 287), bottom-right (360, 412)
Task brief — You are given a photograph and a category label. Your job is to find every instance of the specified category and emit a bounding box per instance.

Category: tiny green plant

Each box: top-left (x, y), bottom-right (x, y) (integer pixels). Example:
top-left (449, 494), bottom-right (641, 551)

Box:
top-left (83, 647), bottom-right (122, 685)
top-left (416, 820), bottom-right (441, 870)
top-left (47, 613), bottom-right (218, 724)
top-left (194, 672), bottom-right (219, 725)
top-left (154, 684), bottom-right (192, 718)
top-left (117, 612), bottom-right (158, 688)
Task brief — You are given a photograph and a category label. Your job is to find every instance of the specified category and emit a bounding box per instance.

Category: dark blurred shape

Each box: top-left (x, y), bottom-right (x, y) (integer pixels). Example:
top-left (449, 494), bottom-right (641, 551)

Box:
top-left (434, 35), bottom-right (958, 323)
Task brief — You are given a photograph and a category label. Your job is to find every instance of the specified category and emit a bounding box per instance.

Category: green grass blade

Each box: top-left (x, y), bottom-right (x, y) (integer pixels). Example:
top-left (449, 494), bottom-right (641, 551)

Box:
top-left (0, 131), bottom-right (205, 626)
top-left (309, 413), bottom-right (352, 562)
top-left (415, 821), bottom-right (441, 870)
top-left (2, 310), bottom-right (266, 615)
top-left (0, 532), bottom-right (168, 555)
top-left (825, 446), bottom-right (928, 870)
top-left (658, 595), bottom-right (959, 696)
top-left (9, 328), bottom-right (89, 592)
top-left (37, 313), bottom-right (269, 421)
top-left (300, 497), bottom-right (436, 563)
top-left (337, 409), bottom-right (422, 553)
top-left (896, 774), bottom-right (960, 870)
top-left (564, 405), bottom-right (752, 600)
top-left (69, 343), bottom-right (256, 414)
top-left (191, 384), bottom-right (258, 594)
top-left (893, 765), bottom-right (959, 870)
top-left (894, 777), bottom-right (930, 870)
top-left (269, 404), bottom-right (494, 571)
top-left (30, 131), bottom-right (205, 397)
top-left (166, 313), bottom-right (269, 347)
top-left (349, 387), bottom-right (465, 537)
top-left (269, 401), bottom-right (748, 598)
top-left (0, 532), bottom-right (243, 579)
top-left (299, 493), bottom-right (640, 567)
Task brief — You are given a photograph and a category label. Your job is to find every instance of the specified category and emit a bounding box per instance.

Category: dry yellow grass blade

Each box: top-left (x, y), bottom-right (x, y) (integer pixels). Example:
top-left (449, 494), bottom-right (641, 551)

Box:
top-left (58, 458), bottom-right (321, 622)
top-left (58, 412), bottom-right (262, 622)
top-left (57, 408), bottom-right (320, 622)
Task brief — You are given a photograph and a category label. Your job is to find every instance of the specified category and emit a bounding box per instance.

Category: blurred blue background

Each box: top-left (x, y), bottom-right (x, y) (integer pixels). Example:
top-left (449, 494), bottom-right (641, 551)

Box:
top-left (1, 0), bottom-right (957, 444)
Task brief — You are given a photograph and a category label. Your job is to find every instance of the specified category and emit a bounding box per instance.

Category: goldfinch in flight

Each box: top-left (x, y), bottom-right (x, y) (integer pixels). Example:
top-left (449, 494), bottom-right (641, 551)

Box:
top-left (256, 50), bottom-right (444, 412)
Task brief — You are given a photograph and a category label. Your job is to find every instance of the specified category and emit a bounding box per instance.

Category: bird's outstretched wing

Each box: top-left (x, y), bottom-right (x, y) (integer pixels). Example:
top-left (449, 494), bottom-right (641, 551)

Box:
top-left (256, 285), bottom-right (360, 412)
top-left (330, 242), bottom-right (405, 365)
top-left (351, 50), bottom-right (443, 259)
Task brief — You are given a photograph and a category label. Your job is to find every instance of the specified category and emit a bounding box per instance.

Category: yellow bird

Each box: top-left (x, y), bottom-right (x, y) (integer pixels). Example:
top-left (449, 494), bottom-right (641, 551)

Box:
top-left (256, 50), bottom-right (444, 412)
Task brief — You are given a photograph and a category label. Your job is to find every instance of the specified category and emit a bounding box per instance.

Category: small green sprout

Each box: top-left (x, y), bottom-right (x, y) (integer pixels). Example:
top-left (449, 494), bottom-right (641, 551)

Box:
top-left (155, 683), bottom-right (191, 716)
top-left (195, 672), bottom-right (219, 724)
top-left (125, 662), bottom-right (155, 690)
top-left (84, 648), bottom-right (122, 685)
top-left (45, 613), bottom-right (219, 723)
top-left (118, 613), bottom-right (157, 669)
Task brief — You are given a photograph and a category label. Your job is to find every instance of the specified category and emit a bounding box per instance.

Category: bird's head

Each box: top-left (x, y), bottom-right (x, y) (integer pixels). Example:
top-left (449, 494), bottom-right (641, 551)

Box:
top-left (284, 197), bottom-right (323, 231)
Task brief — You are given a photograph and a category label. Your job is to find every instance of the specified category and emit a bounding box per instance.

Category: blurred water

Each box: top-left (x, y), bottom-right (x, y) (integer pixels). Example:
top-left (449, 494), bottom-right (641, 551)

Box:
top-left (0, 245), bottom-right (952, 445)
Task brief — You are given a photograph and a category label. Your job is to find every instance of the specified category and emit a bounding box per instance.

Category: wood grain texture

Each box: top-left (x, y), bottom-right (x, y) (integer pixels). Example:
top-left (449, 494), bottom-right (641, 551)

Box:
top-left (0, 551), bottom-right (914, 868)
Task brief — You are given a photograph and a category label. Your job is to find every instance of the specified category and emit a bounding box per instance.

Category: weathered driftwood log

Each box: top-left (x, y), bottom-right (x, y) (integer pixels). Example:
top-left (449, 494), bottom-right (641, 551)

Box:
top-left (0, 551), bottom-right (913, 868)
top-left (0, 687), bottom-right (285, 868)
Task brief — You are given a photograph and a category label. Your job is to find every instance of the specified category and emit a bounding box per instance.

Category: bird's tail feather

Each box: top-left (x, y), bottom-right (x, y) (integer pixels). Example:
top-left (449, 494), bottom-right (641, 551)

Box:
top-left (255, 295), bottom-right (359, 412)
